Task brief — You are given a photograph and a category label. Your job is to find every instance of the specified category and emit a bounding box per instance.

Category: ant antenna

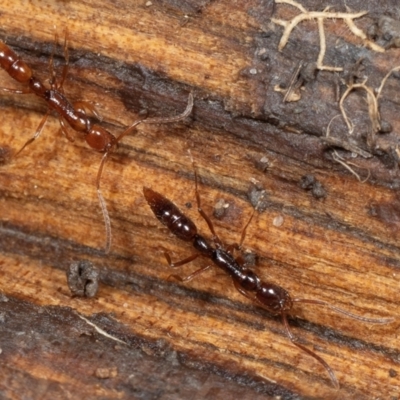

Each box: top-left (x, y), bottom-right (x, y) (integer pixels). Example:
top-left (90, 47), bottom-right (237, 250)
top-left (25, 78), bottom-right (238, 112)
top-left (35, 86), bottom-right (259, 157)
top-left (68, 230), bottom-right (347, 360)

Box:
top-left (238, 190), bottom-right (266, 248)
top-left (97, 93), bottom-right (194, 253)
top-left (293, 298), bottom-right (394, 324)
top-left (15, 111), bottom-right (51, 156)
top-left (116, 93), bottom-right (193, 147)
top-left (282, 299), bottom-right (393, 386)
top-left (282, 313), bottom-right (339, 388)
top-left (96, 152), bottom-right (112, 254)
top-left (188, 149), bottom-right (222, 246)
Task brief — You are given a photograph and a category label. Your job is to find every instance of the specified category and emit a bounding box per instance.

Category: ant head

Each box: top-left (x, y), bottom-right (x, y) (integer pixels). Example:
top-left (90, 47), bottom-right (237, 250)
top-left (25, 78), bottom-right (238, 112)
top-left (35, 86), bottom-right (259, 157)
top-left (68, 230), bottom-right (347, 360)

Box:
top-left (256, 282), bottom-right (293, 314)
top-left (86, 127), bottom-right (116, 152)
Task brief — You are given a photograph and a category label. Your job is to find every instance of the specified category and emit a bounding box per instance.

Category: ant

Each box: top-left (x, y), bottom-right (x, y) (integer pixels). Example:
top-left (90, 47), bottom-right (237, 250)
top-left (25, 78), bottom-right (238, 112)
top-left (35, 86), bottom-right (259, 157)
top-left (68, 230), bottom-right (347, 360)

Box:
top-left (143, 158), bottom-right (393, 388)
top-left (0, 35), bottom-right (193, 253)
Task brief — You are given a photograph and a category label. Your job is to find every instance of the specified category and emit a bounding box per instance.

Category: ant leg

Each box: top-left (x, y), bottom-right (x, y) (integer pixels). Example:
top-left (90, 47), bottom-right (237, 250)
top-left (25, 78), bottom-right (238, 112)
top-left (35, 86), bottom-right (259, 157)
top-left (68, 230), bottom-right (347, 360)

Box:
top-left (169, 264), bottom-right (212, 283)
top-left (220, 193), bottom-right (263, 264)
top-left (238, 206), bottom-right (258, 248)
top-left (74, 101), bottom-right (103, 122)
top-left (233, 279), bottom-right (252, 299)
top-left (224, 244), bottom-right (256, 268)
top-left (235, 187), bottom-right (266, 248)
top-left (164, 252), bottom-right (200, 268)
top-left (188, 153), bottom-right (223, 247)
top-left (164, 252), bottom-right (211, 282)
top-left (15, 110), bottom-right (50, 156)
top-left (293, 298), bottom-right (394, 324)
top-left (281, 313), bottom-right (339, 388)
top-left (225, 243), bottom-right (240, 254)
top-left (59, 118), bottom-right (75, 142)
top-left (194, 173), bottom-right (220, 243)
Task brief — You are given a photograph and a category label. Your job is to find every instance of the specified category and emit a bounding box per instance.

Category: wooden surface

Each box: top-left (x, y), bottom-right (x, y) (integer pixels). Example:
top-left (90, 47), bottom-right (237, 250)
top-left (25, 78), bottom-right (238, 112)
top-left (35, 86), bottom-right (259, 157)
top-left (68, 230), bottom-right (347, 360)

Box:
top-left (0, 0), bottom-right (400, 399)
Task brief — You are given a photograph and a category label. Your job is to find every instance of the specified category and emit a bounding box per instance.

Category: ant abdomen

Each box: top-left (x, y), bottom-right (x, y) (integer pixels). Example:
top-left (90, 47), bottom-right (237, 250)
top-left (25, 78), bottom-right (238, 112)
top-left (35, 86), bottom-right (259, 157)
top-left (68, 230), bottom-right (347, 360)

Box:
top-left (143, 187), bottom-right (197, 241)
top-left (0, 41), bottom-right (32, 83)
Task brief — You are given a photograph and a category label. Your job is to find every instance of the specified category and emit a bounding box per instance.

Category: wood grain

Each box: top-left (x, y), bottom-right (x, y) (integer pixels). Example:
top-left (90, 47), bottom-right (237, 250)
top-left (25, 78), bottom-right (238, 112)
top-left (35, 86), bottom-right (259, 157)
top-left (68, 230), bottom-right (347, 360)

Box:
top-left (0, 0), bottom-right (400, 399)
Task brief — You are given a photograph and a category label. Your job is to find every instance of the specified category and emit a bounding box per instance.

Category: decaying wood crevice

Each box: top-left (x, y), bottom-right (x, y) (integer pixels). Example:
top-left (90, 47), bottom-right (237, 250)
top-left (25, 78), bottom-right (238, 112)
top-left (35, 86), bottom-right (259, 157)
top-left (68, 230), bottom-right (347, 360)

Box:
top-left (1, 0), bottom-right (400, 399)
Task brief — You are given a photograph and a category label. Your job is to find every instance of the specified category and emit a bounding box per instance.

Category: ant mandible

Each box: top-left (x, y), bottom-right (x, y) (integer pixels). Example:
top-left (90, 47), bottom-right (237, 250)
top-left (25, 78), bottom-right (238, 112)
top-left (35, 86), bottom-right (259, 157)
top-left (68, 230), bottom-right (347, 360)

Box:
top-left (143, 156), bottom-right (393, 388)
top-left (0, 35), bottom-right (193, 253)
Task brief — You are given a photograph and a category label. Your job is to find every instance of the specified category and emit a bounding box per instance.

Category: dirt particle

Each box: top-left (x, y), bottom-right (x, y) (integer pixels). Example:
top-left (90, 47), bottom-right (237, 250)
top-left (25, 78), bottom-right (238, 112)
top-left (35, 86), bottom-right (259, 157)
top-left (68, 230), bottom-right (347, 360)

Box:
top-left (247, 183), bottom-right (269, 212)
top-left (300, 174), bottom-right (327, 199)
top-left (67, 260), bottom-right (99, 298)
top-left (95, 366), bottom-right (118, 379)
top-left (389, 368), bottom-right (398, 378)
top-left (273, 215), bottom-right (284, 227)
top-left (213, 198), bottom-right (229, 220)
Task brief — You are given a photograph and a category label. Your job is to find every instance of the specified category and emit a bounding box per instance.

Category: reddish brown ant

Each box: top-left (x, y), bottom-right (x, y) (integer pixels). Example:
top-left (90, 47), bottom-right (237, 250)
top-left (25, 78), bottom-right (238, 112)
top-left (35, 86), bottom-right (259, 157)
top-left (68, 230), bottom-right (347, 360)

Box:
top-left (0, 36), bottom-right (193, 252)
top-left (143, 159), bottom-right (393, 388)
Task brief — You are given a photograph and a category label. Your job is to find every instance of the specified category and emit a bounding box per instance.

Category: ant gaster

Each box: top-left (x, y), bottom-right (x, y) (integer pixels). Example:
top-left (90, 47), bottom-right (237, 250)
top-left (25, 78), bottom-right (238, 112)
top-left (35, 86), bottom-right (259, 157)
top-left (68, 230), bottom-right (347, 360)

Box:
top-left (0, 36), bottom-right (193, 253)
top-left (143, 160), bottom-right (393, 388)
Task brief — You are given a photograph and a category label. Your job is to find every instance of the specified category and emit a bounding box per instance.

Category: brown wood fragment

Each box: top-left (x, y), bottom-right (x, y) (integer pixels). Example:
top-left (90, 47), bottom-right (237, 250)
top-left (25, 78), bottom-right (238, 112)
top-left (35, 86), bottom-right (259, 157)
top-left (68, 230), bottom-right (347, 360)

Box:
top-left (0, 1), bottom-right (400, 398)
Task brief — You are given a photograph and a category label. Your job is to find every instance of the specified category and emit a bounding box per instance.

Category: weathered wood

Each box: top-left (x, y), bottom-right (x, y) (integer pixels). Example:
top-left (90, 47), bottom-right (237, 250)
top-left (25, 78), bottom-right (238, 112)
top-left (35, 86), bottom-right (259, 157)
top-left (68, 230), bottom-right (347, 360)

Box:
top-left (0, 0), bottom-right (400, 398)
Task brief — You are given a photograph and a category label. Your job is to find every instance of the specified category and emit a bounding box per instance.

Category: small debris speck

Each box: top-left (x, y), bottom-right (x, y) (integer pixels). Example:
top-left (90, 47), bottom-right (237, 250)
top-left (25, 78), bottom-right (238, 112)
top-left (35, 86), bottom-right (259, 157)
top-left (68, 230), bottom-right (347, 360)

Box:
top-left (0, 146), bottom-right (12, 165)
top-left (255, 156), bottom-right (270, 172)
top-left (312, 182), bottom-right (327, 199)
top-left (0, 293), bottom-right (8, 302)
top-left (213, 199), bottom-right (229, 219)
top-left (67, 260), bottom-right (99, 298)
top-left (247, 183), bottom-right (269, 212)
top-left (300, 174), bottom-right (315, 189)
top-left (389, 368), bottom-right (398, 378)
top-left (273, 215), bottom-right (284, 227)
top-left (380, 120), bottom-right (393, 133)
top-left (95, 367), bottom-right (118, 379)
top-left (300, 174), bottom-right (326, 199)
top-left (243, 250), bottom-right (258, 268)
top-left (258, 48), bottom-right (267, 57)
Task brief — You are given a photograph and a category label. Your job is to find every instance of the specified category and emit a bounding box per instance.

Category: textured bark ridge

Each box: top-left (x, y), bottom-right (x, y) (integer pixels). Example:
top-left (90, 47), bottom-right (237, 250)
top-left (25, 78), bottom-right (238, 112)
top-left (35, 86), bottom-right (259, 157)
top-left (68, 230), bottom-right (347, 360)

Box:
top-left (0, 1), bottom-right (400, 398)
